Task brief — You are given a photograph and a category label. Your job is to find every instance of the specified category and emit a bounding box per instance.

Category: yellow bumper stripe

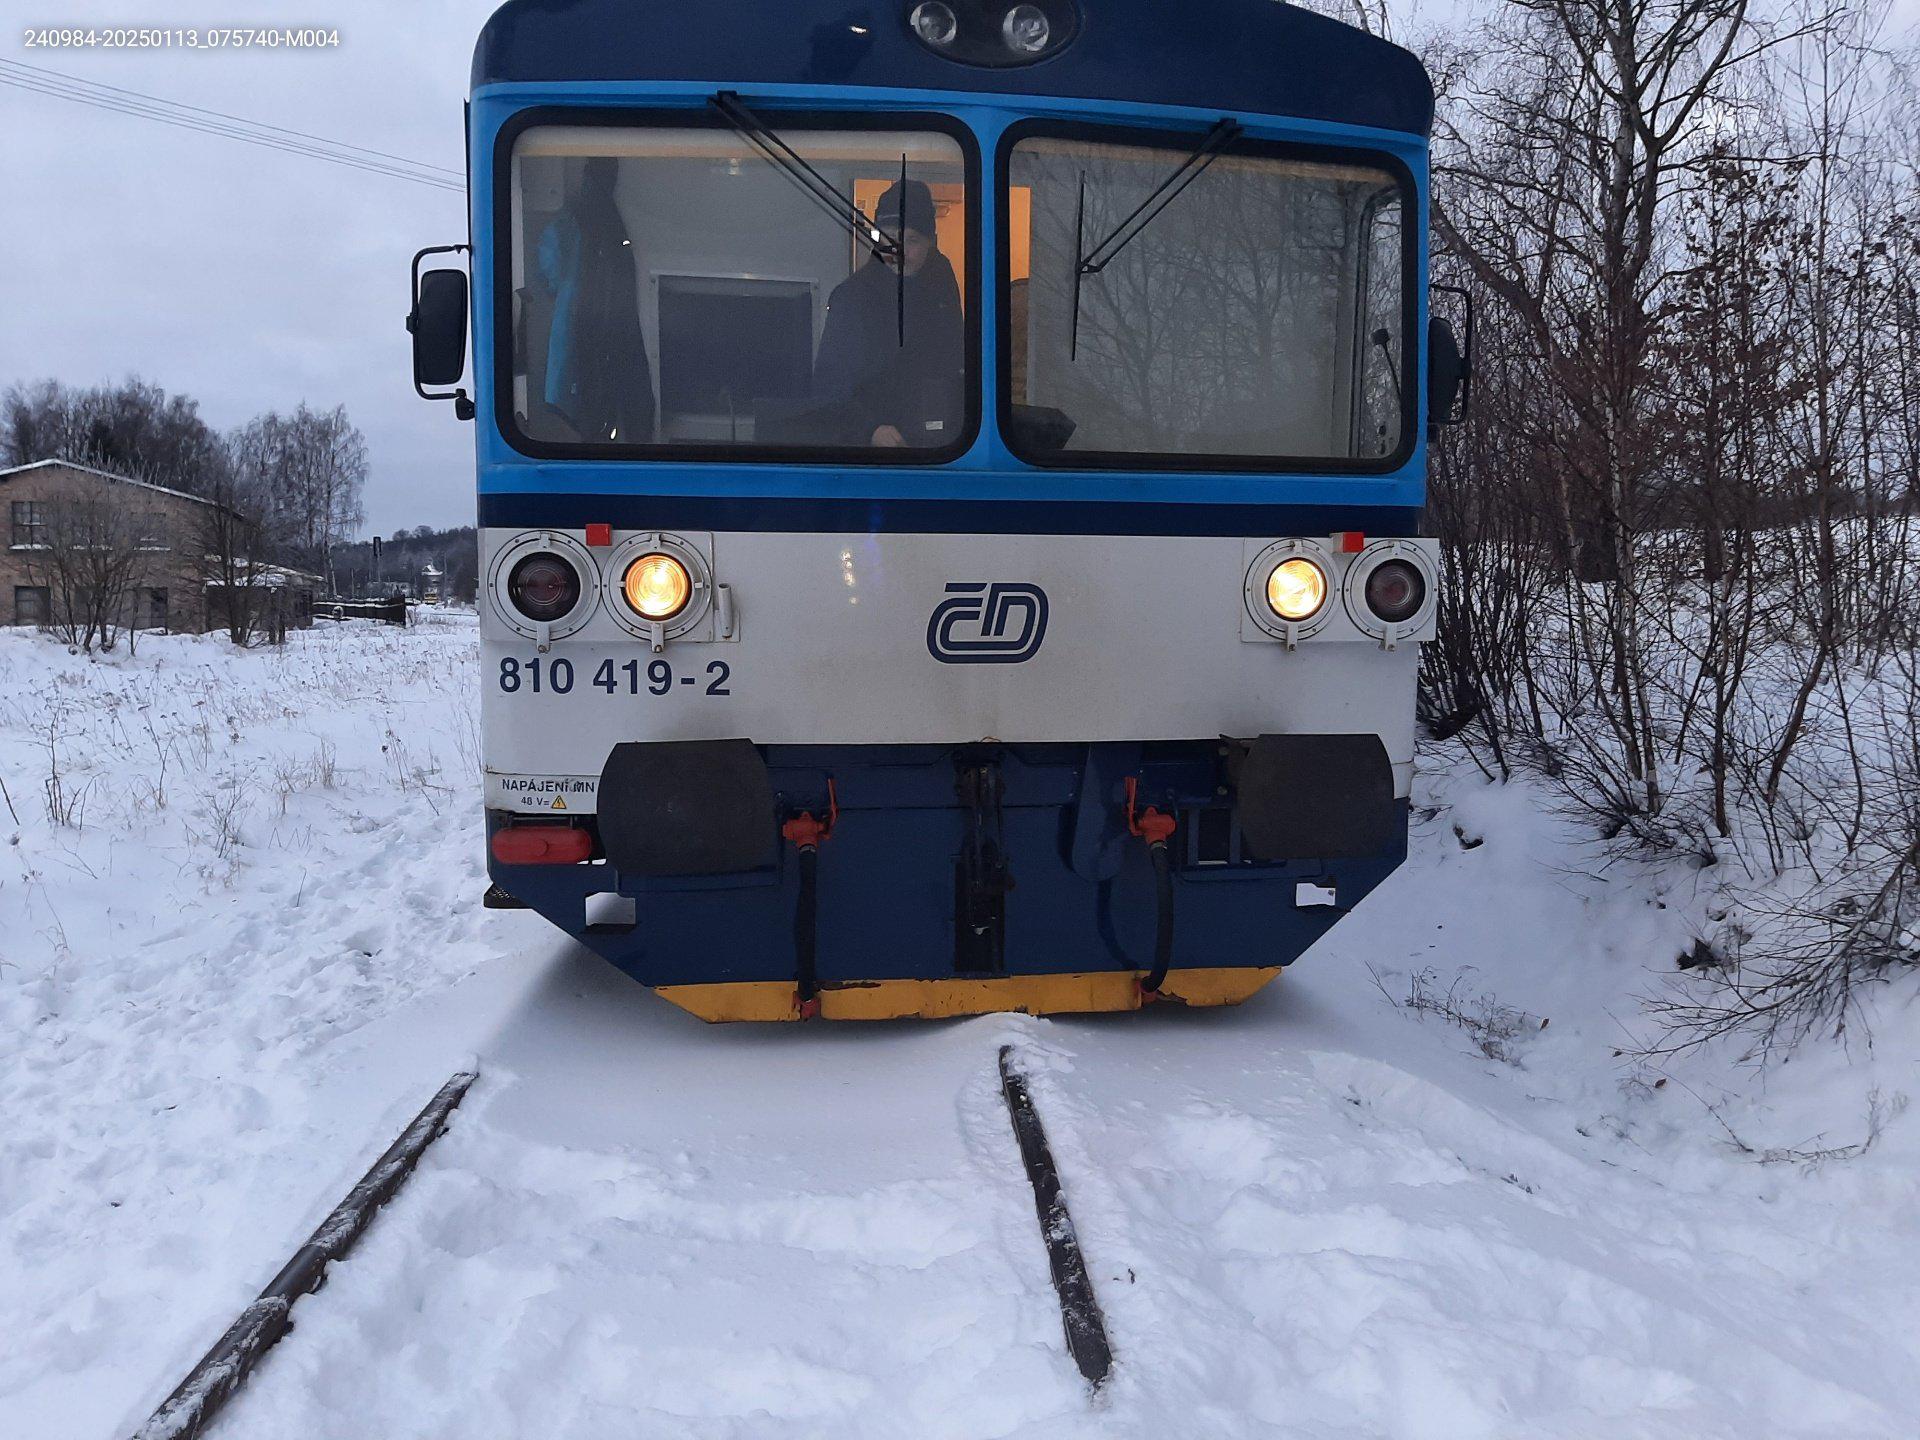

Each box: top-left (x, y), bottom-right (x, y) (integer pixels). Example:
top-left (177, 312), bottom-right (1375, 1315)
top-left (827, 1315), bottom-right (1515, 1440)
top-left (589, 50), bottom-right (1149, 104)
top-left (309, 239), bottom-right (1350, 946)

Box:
top-left (654, 967), bottom-right (1281, 1023)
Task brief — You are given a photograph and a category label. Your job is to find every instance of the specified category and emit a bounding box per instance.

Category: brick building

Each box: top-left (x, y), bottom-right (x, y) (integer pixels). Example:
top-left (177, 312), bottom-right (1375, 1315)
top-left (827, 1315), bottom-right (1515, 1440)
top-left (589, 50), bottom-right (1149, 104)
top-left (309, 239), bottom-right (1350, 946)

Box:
top-left (1, 458), bottom-right (316, 633)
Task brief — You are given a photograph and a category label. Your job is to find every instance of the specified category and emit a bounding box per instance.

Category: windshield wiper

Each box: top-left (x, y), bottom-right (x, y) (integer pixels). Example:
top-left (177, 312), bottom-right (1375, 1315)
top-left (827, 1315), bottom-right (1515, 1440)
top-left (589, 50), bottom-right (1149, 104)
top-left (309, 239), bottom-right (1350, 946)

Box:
top-left (1070, 117), bottom-right (1242, 360)
top-left (710, 91), bottom-right (901, 267)
top-left (710, 91), bottom-right (908, 349)
top-left (894, 152), bottom-right (906, 348)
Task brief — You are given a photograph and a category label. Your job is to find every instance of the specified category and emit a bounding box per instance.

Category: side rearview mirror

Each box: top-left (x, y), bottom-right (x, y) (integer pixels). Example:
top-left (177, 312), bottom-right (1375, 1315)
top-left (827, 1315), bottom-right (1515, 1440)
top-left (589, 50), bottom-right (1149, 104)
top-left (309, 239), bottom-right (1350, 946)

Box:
top-left (408, 245), bottom-right (473, 419)
top-left (1428, 318), bottom-right (1464, 424)
top-left (1427, 283), bottom-right (1474, 434)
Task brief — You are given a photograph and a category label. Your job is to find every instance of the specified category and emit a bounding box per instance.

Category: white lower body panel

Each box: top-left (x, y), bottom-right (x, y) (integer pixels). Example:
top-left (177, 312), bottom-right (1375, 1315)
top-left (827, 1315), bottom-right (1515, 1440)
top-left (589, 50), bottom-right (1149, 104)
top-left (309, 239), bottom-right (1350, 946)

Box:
top-left (480, 528), bottom-right (1428, 813)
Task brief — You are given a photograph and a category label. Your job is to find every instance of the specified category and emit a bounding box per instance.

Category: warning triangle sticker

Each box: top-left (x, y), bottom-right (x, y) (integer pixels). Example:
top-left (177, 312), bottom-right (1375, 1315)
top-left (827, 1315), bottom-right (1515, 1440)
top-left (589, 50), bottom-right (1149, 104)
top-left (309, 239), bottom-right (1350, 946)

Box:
top-left (551, 795), bottom-right (568, 810)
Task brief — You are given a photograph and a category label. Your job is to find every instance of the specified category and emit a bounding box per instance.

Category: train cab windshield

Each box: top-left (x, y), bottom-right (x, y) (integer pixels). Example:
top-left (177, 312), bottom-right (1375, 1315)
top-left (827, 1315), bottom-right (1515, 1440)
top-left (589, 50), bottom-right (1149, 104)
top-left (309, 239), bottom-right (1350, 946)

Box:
top-left (504, 117), bottom-right (973, 459)
top-left (1004, 128), bottom-right (1410, 469)
top-left (500, 113), bottom-right (1411, 473)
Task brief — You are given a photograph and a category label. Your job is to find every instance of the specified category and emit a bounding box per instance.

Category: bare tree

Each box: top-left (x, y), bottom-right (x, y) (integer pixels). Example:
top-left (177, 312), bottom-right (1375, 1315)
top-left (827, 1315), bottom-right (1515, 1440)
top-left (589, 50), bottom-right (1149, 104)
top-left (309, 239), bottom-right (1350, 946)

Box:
top-left (1431, 0), bottom-right (1801, 821)
top-left (1410, 0), bottom-right (1920, 1049)
top-left (237, 404), bottom-right (367, 597)
top-left (2, 376), bottom-right (231, 497)
top-left (203, 421), bottom-right (292, 647)
top-left (20, 494), bottom-right (154, 654)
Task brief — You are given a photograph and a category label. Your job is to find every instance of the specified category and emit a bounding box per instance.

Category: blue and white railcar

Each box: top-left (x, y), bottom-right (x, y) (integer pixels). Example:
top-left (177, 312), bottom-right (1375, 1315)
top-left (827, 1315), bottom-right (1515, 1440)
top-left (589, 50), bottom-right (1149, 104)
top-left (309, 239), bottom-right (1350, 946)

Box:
top-left (408, 0), bottom-right (1462, 1021)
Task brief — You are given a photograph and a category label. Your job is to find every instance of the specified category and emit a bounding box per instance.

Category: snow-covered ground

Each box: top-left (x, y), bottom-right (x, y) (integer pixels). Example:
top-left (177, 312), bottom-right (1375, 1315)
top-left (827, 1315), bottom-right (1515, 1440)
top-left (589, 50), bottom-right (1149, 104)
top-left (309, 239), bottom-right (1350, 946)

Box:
top-left (5, 617), bottom-right (1919, 1439)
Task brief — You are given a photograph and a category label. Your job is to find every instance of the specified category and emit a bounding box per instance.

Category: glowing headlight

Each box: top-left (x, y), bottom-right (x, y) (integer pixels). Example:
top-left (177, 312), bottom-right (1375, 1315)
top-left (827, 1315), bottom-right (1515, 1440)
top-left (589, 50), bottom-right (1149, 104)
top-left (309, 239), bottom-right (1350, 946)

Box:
top-left (1266, 558), bottom-right (1327, 622)
top-left (623, 553), bottom-right (692, 621)
top-left (911, 1), bottom-right (958, 46)
top-left (1002, 4), bottom-right (1051, 52)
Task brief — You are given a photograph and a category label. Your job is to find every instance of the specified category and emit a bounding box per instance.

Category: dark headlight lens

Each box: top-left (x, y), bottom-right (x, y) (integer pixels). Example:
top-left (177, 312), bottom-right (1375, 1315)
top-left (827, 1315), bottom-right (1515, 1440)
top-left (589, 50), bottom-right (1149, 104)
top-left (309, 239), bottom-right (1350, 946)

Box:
top-left (1364, 559), bottom-right (1426, 624)
top-left (508, 552), bottom-right (581, 623)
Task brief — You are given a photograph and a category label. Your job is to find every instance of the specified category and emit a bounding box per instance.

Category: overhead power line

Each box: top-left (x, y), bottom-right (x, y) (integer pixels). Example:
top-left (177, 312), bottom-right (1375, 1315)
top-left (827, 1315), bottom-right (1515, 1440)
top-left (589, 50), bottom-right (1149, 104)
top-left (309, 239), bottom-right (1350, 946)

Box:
top-left (0, 62), bottom-right (465, 192)
top-left (1, 58), bottom-right (465, 177)
top-left (0, 59), bottom-right (465, 193)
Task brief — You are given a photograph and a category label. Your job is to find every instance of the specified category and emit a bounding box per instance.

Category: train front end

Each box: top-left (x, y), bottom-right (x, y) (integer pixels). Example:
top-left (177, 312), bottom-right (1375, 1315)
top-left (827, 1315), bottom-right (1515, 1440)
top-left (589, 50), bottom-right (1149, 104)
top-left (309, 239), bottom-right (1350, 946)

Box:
top-left (422, 0), bottom-right (1450, 1020)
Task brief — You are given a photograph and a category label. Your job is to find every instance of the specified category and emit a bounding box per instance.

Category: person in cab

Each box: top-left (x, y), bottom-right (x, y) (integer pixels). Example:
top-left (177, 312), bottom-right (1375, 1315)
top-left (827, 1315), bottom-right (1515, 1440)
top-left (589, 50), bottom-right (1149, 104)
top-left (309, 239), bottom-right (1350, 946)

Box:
top-left (811, 178), bottom-right (964, 449)
top-left (532, 156), bottom-right (656, 444)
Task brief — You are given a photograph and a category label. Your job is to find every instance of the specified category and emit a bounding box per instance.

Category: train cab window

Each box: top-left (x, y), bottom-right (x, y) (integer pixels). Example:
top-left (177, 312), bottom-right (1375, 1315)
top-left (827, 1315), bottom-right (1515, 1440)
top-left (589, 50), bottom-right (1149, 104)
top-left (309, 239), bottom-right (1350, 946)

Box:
top-left (1003, 129), bottom-right (1412, 469)
top-left (503, 120), bottom-right (974, 460)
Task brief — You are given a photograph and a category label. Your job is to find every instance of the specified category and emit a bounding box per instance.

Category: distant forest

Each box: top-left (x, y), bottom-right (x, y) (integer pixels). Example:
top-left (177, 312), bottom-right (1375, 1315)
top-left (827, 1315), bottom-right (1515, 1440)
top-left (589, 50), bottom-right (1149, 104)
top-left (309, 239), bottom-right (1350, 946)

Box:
top-left (335, 526), bottom-right (478, 603)
top-left (2, 376), bottom-right (366, 594)
top-left (2, 375), bottom-right (477, 603)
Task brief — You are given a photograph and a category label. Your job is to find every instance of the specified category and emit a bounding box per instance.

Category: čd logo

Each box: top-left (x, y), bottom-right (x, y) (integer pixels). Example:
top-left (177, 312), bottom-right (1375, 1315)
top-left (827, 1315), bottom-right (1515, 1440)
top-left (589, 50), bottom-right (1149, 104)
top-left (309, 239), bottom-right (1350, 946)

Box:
top-left (927, 582), bottom-right (1050, 664)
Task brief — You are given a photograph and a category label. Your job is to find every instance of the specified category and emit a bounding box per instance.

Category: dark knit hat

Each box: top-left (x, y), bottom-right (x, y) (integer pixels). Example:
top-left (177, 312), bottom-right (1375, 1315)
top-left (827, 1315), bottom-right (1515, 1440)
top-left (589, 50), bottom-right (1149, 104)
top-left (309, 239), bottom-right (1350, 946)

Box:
top-left (875, 178), bottom-right (937, 237)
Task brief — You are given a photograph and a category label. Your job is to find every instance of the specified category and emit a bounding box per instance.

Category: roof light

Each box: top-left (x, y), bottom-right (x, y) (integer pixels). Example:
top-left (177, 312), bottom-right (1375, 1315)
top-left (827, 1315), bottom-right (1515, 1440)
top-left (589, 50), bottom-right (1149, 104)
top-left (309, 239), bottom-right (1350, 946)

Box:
top-left (911, 1), bottom-right (958, 46)
top-left (1003, 4), bottom-right (1050, 53)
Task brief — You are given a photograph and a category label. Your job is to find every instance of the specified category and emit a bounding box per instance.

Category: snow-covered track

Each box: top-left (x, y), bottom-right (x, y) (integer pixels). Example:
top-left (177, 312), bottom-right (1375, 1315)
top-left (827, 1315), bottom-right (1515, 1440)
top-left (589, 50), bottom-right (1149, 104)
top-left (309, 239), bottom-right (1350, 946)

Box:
top-left (129, 1070), bottom-right (479, 1440)
top-left (998, 1045), bottom-right (1113, 1389)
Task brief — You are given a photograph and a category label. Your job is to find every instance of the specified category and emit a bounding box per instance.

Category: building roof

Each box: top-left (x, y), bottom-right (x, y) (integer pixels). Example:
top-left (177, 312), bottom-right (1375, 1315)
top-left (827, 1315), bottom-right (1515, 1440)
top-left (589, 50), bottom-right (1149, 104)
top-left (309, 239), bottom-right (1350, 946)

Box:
top-left (472, 0), bottom-right (1435, 138)
top-left (0, 457), bottom-right (227, 510)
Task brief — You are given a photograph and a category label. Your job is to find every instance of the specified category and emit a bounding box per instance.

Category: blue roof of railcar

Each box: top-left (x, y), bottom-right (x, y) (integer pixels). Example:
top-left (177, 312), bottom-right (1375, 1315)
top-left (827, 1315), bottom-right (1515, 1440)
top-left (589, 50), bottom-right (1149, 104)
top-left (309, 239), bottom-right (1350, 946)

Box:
top-left (472, 0), bottom-right (1434, 138)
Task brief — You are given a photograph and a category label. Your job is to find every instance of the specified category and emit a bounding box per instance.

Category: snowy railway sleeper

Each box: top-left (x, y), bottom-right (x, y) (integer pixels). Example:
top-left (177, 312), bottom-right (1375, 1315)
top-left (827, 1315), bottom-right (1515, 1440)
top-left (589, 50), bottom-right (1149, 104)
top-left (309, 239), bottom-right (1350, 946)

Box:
top-left (409, 0), bottom-right (1462, 1020)
top-left (132, 1054), bottom-right (1111, 1433)
top-left (130, 1072), bottom-right (478, 1440)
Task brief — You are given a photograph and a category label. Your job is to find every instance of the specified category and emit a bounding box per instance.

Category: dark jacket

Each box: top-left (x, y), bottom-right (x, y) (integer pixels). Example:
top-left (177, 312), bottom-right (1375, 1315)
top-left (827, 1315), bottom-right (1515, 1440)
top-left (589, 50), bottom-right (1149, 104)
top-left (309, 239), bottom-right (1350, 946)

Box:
top-left (811, 251), bottom-right (964, 446)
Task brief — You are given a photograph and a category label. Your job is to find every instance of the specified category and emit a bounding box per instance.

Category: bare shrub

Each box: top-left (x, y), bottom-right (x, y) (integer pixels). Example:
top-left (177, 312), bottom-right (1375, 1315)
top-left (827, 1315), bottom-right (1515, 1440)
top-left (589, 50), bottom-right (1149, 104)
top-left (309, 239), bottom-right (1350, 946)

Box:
top-left (40, 723), bottom-right (88, 830)
top-left (136, 699), bottom-right (171, 812)
top-left (382, 728), bottom-right (448, 813)
top-left (192, 779), bottom-right (252, 872)
top-left (308, 739), bottom-right (338, 790)
top-left (20, 493), bottom-right (154, 655)
top-left (1370, 965), bottom-right (1548, 1064)
top-left (183, 711), bottom-right (215, 768)
top-left (269, 757), bottom-right (304, 819)
top-left (1669, 1084), bottom-right (1911, 1169)
top-left (1422, 0), bottom-right (1920, 1055)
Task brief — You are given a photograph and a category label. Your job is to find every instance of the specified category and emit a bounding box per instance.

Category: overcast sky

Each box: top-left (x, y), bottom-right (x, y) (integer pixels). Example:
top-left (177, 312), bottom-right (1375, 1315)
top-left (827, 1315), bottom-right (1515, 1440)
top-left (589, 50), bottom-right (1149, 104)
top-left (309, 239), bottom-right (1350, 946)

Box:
top-left (4, 0), bottom-right (1916, 536)
top-left (2, 1), bottom-right (491, 535)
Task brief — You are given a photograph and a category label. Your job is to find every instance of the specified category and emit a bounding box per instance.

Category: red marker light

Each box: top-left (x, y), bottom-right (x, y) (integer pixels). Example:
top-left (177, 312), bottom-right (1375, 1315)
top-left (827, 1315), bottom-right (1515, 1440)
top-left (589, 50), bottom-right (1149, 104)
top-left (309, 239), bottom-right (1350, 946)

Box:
top-left (490, 826), bottom-right (593, 865)
top-left (584, 523), bottom-right (612, 547)
top-left (1336, 531), bottom-right (1366, 553)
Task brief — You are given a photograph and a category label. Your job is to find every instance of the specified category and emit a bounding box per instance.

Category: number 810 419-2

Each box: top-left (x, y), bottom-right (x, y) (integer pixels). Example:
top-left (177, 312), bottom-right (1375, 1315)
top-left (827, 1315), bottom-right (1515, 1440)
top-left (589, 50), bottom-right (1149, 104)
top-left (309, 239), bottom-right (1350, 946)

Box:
top-left (497, 656), bottom-right (732, 696)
